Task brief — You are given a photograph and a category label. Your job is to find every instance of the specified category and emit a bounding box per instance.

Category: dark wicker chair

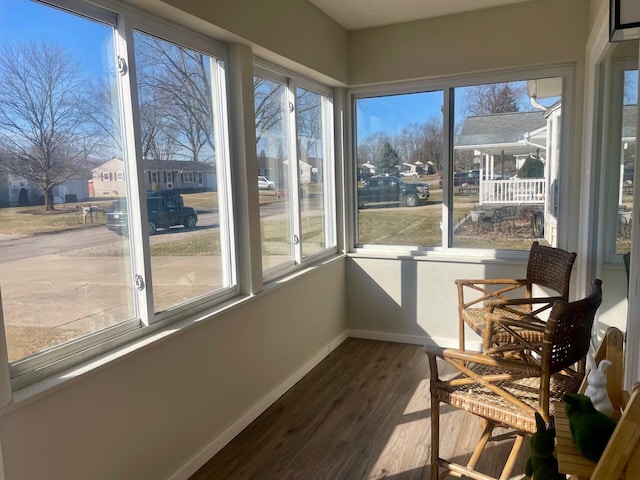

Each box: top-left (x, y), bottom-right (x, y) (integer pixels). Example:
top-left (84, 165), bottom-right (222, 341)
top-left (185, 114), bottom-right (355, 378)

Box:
top-left (456, 241), bottom-right (577, 353)
top-left (426, 279), bottom-right (602, 480)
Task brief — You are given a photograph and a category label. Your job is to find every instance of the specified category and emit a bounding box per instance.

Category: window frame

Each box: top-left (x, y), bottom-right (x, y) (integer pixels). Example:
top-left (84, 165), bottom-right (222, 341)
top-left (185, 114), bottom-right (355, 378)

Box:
top-left (6, 0), bottom-right (238, 388)
top-left (254, 60), bottom-right (338, 283)
top-left (348, 65), bottom-right (574, 257)
top-left (602, 58), bottom-right (637, 264)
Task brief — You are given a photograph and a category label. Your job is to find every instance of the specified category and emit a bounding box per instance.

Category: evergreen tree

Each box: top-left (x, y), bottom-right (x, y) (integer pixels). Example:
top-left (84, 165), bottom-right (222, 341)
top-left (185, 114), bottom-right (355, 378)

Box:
top-left (376, 141), bottom-right (400, 175)
top-left (518, 155), bottom-right (544, 178)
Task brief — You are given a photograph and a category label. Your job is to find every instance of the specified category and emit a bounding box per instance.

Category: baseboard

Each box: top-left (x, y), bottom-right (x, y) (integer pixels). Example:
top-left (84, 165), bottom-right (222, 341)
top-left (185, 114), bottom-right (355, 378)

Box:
top-left (167, 330), bottom-right (349, 480)
top-left (347, 328), bottom-right (481, 350)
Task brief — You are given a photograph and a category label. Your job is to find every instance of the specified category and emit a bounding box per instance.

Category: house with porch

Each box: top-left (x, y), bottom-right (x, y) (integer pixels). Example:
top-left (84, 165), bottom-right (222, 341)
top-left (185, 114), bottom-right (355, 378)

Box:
top-left (456, 95), bottom-right (562, 245)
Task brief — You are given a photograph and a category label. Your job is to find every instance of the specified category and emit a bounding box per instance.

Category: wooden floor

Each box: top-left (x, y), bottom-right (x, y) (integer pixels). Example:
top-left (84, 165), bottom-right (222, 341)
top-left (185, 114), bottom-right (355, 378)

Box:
top-left (190, 339), bottom-right (529, 480)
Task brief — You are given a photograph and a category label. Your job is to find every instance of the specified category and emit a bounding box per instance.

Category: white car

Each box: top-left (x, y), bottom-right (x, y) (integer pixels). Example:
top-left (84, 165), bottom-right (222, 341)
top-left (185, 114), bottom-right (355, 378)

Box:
top-left (400, 171), bottom-right (419, 177)
top-left (258, 176), bottom-right (276, 190)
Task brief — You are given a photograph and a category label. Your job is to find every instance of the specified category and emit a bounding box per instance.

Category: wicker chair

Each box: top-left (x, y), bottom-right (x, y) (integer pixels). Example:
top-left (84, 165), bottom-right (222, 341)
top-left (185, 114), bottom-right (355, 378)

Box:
top-left (425, 279), bottom-right (602, 480)
top-left (456, 241), bottom-right (577, 353)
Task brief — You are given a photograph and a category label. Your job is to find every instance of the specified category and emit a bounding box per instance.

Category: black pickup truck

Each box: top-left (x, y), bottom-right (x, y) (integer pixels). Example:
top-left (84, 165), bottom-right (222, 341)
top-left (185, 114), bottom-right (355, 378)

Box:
top-left (358, 175), bottom-right (430, 208)
top-left (106, 190), bottom-right (198, 236)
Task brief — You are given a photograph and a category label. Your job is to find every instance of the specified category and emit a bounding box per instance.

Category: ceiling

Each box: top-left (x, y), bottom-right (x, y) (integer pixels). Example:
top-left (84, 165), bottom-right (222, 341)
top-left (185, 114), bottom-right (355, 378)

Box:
top-left (308, 0), bottom-right (533, 30)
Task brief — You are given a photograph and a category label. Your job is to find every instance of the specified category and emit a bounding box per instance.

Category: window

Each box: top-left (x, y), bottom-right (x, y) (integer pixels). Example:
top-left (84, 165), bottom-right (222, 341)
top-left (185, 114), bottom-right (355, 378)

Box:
top-left (615, 67), bottom-right (637, 255)
top-left (0, 0), bottom-right (236, 387)
top-left (182, 171), bottom-right (195, 183)
top-left (0, 1), bottom-right (135, 378)
top-left (355, 90), bottom-right (443, 247)
top-left (296, 87), bottom-right (335, 257)
top-left (453, 77), bottom-right (563, 250)
top-left (254, 64), bottom-right (336, 276)
top-left (352, 72), bottom-right (568, 252)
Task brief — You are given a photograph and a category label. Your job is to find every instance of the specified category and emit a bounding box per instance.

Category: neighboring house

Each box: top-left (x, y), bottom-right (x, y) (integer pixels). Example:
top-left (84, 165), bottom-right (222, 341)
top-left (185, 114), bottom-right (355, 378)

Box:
top-left (91, 158), bottom-right (217, 197)
top-left (455, 105), bottom-right (562, 245)
top-left (0, 172), bottom-right (89, 207)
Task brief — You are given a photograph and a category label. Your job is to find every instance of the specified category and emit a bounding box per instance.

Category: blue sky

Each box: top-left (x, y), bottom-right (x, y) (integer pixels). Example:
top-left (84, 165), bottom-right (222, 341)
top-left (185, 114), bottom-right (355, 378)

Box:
top-left (356, 91), bottom-right (443, 140)
top-left (0, 0), bottom-right (114, 77)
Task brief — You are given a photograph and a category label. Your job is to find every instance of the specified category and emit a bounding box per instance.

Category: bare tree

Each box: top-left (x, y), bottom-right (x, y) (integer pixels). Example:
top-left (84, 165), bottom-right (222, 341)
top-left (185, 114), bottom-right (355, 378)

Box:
top-left (83, 78), bottom-right (124, 159)
top-left (296, 88), bottom-right (322, 161)
top-left (135, 34), bottom-right (215, 163)
top-left (254, 76), bottom-right (285, 146)
top-left (421, 117), bottom-right (444, 173)
top-left (357, 132), bottom-right (391, 167)
top-left (139, 100), bottom-right (179, 161)
top-left (463, 82), bottom-right (525, 116)
top-left (0, 40), bottom-right (91, 210)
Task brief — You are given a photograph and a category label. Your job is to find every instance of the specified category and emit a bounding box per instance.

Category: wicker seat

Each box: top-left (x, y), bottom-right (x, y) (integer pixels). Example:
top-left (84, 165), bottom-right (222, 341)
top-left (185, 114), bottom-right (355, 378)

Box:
top-left (456, 241), bottom-right (577, 353)
top-left (425, 279), bottom-right (602, 480)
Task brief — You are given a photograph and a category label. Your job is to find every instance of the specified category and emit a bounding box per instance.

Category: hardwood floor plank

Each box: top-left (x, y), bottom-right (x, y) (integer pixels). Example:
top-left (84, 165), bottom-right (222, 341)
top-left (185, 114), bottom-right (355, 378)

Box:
top-left (190, 339), bottom-right (529, 480)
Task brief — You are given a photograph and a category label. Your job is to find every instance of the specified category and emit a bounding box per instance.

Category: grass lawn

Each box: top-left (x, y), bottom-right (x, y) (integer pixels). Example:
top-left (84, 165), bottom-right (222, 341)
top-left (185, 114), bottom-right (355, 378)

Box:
top-left (0, 189), bottom-right (548, 253)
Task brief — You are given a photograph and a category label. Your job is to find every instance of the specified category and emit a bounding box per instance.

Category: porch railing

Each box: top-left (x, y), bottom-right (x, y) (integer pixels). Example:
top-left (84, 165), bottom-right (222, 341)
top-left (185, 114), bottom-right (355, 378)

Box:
top-left (479, 179), bottom-right (546, 205)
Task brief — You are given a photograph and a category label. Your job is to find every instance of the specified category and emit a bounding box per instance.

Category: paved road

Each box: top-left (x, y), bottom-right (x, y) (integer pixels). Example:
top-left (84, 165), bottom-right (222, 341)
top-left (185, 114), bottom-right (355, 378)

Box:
top-left (0, 210), bottom-right (218, 263)
top-left (0, 199), bottom-right (292, 263)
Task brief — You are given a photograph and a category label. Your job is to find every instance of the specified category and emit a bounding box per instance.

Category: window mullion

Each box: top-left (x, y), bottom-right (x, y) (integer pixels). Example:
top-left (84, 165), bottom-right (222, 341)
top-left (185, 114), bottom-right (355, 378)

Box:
top-left (115, 16), bottom-right (154, 325)
top-left (443, 87), bottom-right (454, 249)
top-left (211, 58), bottom-right (236, 288)
top-left (322, 95), bottom-right (337, 249)
top-left (288, 81), bottom-right (302, 263)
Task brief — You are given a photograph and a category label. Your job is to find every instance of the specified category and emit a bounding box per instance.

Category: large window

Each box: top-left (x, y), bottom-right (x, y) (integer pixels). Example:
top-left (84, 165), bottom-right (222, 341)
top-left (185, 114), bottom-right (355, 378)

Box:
top-left (0, 0), bottom-right (336, 388)
top-left (615, 67), bottom-right (637, 255)
top-left (355, 91), bottom-right (443, 247)
top-left (0, 0), bottom-right (236, 387)
top-left (353, 73), bottom-right (567, 252)
top-left (254, 65), bottom-right (336, 276)
top-left (453, 77), bottom-right (563, 250)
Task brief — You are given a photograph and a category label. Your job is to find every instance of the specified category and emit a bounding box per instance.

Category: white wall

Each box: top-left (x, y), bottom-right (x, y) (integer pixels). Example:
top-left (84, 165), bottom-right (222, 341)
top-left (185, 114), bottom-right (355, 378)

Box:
top-left (347, 256), bottom-right (535, 349)
top-left (129, 0), bottom-right (349, 86)
top-left (348, 0), bottom-right (589, 86)
top-left (0, 259), bottom-right (347, 480)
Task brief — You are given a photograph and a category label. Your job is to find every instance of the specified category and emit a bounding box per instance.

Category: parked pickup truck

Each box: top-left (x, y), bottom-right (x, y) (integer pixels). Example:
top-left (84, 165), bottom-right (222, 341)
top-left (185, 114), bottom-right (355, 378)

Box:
top-left (358, 175), bottom-right (429, 208)
top-left (106, 190), bottom-right (198, 236)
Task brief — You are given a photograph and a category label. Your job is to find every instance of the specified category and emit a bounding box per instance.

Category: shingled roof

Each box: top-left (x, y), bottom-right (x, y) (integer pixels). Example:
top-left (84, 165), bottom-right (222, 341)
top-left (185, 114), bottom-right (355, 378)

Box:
top-left (455, 110), bottom-right (547, 149)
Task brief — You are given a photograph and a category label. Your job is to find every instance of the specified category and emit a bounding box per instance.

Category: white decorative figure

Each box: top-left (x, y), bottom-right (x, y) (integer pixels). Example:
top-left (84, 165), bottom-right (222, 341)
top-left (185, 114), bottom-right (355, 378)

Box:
top-left (584, 353), bottom-right (615, 417)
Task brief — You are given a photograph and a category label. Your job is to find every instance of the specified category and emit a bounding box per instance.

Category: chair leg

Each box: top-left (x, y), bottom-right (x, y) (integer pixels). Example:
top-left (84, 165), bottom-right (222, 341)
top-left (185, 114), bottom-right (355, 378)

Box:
top-left (499, 432), bottom-right (525, 480)
top-left (431, 391), bottom-right (440, 480)
top-left (467, 419), bottom-right (494, 470)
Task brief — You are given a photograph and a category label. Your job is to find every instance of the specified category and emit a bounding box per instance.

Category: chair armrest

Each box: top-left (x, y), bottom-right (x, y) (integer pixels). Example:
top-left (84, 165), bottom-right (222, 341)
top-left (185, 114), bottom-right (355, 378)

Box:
top-left (456, 279), bottom-right (530, 310)
top-left (486, 296), bottom-right (562, 308)
top-left (485, 296), bottom-right (562, 318)
top-left (424, 344), bottom-right (541, 373)
top-left (455, 278), bottom-right (528, 287)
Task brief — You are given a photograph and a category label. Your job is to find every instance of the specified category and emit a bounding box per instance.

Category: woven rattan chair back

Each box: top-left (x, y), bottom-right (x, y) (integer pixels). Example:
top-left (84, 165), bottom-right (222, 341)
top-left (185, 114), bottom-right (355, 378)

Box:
top-left (456, 241), bottom-right (577, 352)
top-left (543, 278), bottom-right (603, 375)
top-left (526, 240), bottom-right (577, 299)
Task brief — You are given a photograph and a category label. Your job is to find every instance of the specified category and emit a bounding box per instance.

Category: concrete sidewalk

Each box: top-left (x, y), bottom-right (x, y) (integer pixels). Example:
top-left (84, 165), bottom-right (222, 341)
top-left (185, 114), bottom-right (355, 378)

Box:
top-left (0, 253), bottom-right (223, 360)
